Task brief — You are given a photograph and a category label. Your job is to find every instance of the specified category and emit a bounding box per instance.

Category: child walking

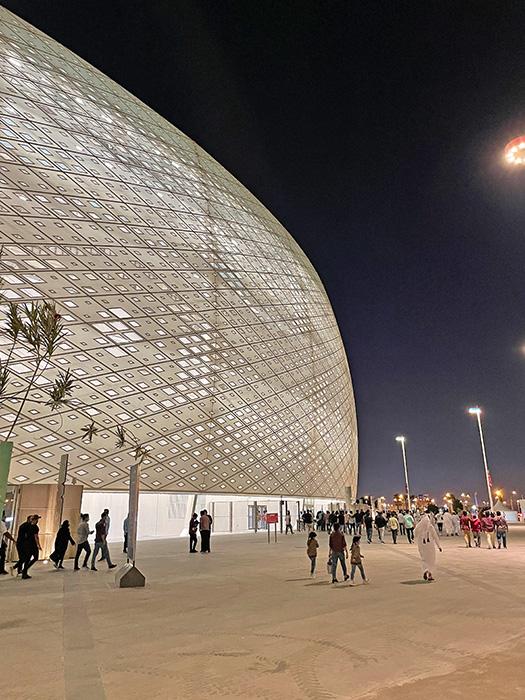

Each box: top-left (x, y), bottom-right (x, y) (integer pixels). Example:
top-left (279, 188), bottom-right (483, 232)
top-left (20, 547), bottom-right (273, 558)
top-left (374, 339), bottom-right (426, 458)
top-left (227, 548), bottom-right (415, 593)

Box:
top-left (350, 535), bottom-right (369, 585)
top-left (306, 531), bottom-right (319, 577)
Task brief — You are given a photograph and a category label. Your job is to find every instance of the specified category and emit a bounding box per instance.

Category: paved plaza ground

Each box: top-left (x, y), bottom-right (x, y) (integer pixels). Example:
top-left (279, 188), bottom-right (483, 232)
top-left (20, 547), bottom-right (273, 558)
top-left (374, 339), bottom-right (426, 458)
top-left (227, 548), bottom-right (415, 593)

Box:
top-left (2, 524), bottom-right (525, 700)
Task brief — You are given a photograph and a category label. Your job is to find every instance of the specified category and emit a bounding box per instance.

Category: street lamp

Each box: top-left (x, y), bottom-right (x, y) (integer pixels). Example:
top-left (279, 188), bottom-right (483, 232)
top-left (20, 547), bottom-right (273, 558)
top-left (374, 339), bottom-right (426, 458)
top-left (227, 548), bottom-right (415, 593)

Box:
top-left (468, 407), bottom-right (494, 511)
top-left (395, 436), bottom-right (411, 511)
top-left (511, 490), bottom-right (517, 511)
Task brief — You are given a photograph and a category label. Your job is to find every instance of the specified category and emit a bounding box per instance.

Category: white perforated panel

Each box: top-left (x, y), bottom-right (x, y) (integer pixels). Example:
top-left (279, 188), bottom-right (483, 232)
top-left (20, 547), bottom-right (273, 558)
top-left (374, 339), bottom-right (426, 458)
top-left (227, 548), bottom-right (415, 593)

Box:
top-left (0, 8), bottom-right (357, 498)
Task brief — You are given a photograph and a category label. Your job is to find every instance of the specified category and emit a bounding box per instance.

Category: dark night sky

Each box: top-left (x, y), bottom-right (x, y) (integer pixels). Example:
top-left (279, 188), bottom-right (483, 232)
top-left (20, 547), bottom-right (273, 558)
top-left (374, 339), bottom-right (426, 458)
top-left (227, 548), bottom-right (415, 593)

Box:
top-left (5, 0), bottom-right (525, 501)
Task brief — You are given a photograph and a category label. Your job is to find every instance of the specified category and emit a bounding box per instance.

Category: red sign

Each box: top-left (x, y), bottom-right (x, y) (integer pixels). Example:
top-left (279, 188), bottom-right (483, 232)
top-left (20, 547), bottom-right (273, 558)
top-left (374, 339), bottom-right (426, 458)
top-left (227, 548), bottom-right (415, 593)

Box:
top-left (264, 513), bottom-right (278, 524)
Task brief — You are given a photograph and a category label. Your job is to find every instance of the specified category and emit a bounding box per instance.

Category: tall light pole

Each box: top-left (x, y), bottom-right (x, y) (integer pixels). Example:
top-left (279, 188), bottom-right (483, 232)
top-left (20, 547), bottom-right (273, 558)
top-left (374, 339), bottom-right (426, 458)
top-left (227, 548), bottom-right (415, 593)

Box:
top-left (395, 436), bottom-right (411, 511)
top-left (468, 407), bottom-right (494, 511)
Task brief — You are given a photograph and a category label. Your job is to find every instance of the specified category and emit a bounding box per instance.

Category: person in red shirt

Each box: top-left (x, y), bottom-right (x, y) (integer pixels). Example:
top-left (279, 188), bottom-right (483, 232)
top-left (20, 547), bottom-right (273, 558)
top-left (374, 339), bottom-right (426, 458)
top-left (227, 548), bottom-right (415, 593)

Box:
top-left (328, 523), bottom-right (349, 583)
top-left (470, 514), bottom-right (482, 548)
top-left (459, 511), bottom-right (472, 548)
top-left (480, 512), bottom-right (496, 549)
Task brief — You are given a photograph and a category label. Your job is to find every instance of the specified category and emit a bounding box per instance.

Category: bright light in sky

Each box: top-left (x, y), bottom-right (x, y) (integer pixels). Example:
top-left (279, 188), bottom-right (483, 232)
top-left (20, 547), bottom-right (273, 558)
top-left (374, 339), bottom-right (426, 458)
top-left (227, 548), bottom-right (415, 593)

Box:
top-left (468, 407), bottom-right (481, 415)
top-left (504, 136), bottom-right (525, 165)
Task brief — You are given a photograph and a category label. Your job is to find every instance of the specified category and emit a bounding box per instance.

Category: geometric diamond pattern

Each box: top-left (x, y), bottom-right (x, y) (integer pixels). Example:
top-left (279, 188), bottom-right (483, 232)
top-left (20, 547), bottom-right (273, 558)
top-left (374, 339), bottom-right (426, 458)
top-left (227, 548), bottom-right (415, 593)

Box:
top-left (0, 8), bottom-right (357, 498)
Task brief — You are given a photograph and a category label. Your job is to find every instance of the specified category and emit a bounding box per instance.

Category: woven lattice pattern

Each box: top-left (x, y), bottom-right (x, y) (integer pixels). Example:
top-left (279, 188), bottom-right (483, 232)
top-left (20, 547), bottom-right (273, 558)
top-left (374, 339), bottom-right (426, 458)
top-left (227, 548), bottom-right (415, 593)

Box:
top-left (0, 9), bottom-right (357, 497)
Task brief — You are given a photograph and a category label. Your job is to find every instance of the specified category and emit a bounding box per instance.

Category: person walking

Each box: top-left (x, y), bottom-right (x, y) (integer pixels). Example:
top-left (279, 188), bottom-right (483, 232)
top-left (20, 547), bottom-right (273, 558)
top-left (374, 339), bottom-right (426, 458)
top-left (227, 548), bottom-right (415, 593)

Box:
top-left (347, 511), bottom-right (356, 535)
top-left (494, 511), bottom-right (508, 549)
top-left (436, 511), bottom-right (444, 535)
top-left (481, 511), bottom-right (496, 549)
top-left (91, 513), bottom-right (116, 570)
top-left (285, 510), bottom-right (294, 535)
top-left (415, 513), bottom-right (442, 581)
top-left (398, 511), bottom-right (406, 536)
top-left (13, 515), bottom-right (33, 576)
top-left (74, 514), bottom-right (93, 570)
top-left (0, 515), bottom-right (15, 575)
top-left (388, 513), bottom-right (399, 544)
top-left (328, 523), bottom-right (349, 583)
top-left (442, 510), bottom-right (454, 537)
top-left (349, 535), bottom-right (368, 585)
top-left (452, 512), bottom-right (461, 537)
top-left (18, 514), bottom-right (41, 580)
top-left (355, 509), bottom-right (364, 536)
top-left (98, 508), bottom-right (111, 562)
top-left (375, 512), bottom-right (387, 543)
top-left (199, 509), bottom-right (212, 553)
top-left (364, 510), bottom-right (373, 543)
top-left (306, 531), bottom-right (319, 577)
top-left (50, 520), bottom-right (75, 569)
top-left (470, 513), bottom-right (482, 547)
top-left (189, 512), bottom-right (199, 553)
top-left (404, 511), bottom-right (415, 543)
top-left (459, 511), bottom-right (472, 548)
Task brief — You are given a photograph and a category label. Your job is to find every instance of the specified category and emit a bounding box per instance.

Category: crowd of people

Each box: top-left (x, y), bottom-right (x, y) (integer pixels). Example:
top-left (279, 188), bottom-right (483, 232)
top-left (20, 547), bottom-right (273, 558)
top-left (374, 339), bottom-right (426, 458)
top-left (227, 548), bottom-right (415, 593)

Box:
top-left (0, 502), bottom-right (513, 584)
top-left (301, 506), bottom-right (511, 584)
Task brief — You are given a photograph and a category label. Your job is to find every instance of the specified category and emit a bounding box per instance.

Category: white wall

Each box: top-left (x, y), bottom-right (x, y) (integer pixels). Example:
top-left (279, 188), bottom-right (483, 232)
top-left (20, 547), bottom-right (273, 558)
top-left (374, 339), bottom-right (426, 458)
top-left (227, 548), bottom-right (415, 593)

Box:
top-left (80, 491), bottom-right (341, 541)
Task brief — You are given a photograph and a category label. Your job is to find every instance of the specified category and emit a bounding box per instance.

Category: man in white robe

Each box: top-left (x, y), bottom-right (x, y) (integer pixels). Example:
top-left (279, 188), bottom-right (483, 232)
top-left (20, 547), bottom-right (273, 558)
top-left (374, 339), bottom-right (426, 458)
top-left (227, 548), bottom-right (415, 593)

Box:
top-left (414, 513), bottom-right (442, 581)
top-left (442, 511), bottom-right (454, 536)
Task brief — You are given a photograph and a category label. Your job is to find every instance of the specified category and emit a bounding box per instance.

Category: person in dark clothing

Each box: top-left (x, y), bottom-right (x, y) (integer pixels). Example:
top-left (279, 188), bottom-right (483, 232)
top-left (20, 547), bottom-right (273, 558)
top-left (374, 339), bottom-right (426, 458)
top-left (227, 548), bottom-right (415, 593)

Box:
top-left (374, 512), bottom-right (387, 543)
top-left (90, 513), bottom-right (116, 570)
top-left (199, 509), bottom-right (212, 553)
top-left (328, 523), bottom-right (349, 583)
top-left (123, 514), bottom-right (129, 554)
top-left (364, 511), bottom-right (374, 544)
top-left (17, 514), bottom-right (41, 579)
top-left (355, 510), bottom-right (364, 535)
top-left (189, 513), bottom-right (199, 553)
top-left (50, 520), bottom-right (75, 569)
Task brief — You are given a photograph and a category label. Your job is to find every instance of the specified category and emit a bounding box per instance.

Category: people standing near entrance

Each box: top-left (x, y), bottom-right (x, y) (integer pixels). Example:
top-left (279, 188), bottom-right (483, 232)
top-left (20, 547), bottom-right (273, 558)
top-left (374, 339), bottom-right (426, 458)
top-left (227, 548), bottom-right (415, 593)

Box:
top-left (123, 514), bottom-right (129, 554)
top-left (460, 511), bottom-right (472, 548)
top-left (50, 520), bottom-right (75, 569)
top-left (349, 535), bottom-right (369, 585)
top-left (470, 513), bottom-right (482, 547)
top-left (404, 511), bottom-right (415, 543)
top-left (306, 531), bottom-right (319, 577)
top-left (91, 513), bottom-right (116, 570)
top-left (189, 512), bottom-right (199, 553)
top-left (74, 514), bottom-right (93, 570)
top-left (364, 510), bottom-right (373, 543)
top-left (328, 523), bottom-right (349, 583)
top-left (303, 510), bottom-right (313, 532)
top-left (388, 513), bottom-right (399, 544)
top-left (481, 511), bottom-right (496, 549)
top-left (285, 511), bottom-right (293, 534)
top-left (375, 511), bottom-right (387, 543)
top-left (415, 513), bottom-right (442, 582)
top-left (199, 509), bottom-right (212, 553)
top-left (494, 511), bottom-right (508, 549)
top-left (0, 514), bottom-right (15, 575)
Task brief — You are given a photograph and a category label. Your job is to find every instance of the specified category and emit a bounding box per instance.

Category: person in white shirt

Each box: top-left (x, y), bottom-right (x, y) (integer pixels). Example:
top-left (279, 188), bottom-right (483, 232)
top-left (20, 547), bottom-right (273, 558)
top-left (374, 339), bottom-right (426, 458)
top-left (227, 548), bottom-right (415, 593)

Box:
top-left (74, 514), bottom-right (93, 570)
top-left (398, 511), bottom-right (406, 535)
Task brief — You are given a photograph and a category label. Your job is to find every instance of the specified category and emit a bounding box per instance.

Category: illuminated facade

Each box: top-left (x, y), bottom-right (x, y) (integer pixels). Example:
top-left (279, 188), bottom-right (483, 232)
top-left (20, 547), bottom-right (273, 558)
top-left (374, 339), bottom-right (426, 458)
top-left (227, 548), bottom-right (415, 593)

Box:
top-left (0, 9), bottom-right (357, 498)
